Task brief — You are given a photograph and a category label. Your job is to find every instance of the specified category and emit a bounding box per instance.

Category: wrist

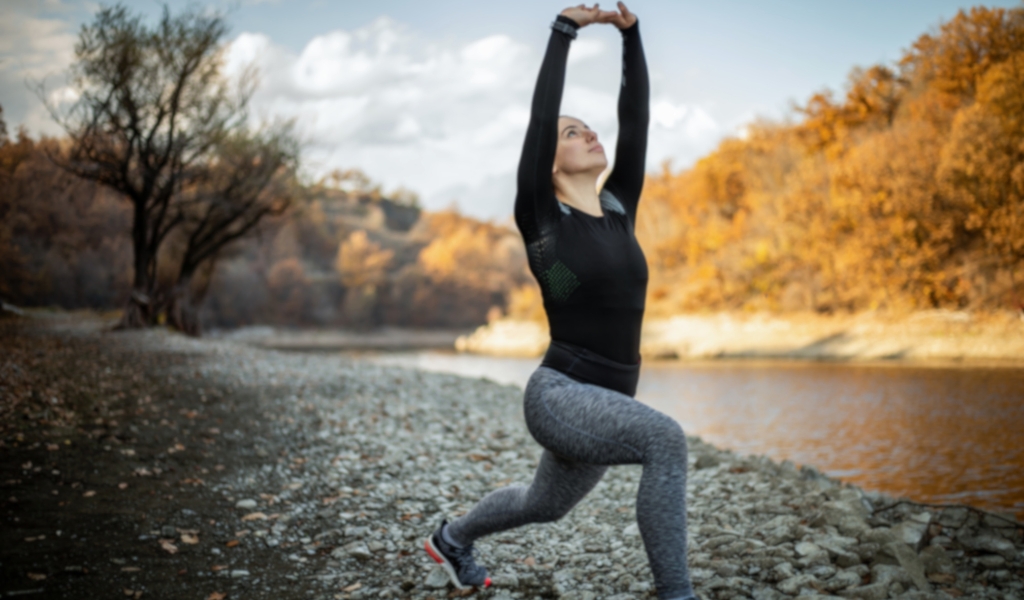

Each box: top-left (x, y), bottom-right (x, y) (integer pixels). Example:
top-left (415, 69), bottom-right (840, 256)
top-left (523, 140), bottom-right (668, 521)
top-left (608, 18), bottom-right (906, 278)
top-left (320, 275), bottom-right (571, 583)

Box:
top-left (552, 14), bottom-right (580, 38)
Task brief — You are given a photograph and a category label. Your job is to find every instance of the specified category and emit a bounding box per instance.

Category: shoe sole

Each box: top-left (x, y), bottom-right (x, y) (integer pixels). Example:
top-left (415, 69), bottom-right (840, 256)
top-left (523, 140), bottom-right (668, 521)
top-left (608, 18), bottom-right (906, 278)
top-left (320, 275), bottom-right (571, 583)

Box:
top-left (423, 535), bottom-right (491, 590)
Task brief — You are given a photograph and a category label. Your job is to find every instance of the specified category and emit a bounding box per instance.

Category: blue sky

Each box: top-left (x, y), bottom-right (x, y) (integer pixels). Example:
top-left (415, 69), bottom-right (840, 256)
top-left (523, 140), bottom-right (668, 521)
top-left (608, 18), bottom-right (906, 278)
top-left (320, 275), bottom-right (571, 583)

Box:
top-left (2, 0), bottom-right (1019, 221)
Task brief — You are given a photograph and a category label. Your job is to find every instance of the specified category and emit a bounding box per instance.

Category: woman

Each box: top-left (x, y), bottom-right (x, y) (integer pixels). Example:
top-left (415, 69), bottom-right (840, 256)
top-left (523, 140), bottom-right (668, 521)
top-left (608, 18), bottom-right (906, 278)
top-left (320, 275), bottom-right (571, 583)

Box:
top-left (424, 4), bottom-right (697, 599)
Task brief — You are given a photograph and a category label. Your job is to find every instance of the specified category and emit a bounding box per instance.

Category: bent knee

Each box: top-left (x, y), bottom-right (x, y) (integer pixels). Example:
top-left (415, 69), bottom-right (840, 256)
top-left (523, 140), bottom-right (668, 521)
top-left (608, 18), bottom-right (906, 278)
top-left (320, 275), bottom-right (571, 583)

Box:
top-left (649, 416), bottom-right (688, 459)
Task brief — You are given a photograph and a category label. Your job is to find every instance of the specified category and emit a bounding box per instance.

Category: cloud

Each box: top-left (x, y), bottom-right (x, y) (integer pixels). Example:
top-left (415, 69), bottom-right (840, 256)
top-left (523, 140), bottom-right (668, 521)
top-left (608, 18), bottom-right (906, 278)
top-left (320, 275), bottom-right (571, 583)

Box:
top-left (225, 18), bottom-right (723, 221)
top-left (0, 2), bottom-right (79, 135)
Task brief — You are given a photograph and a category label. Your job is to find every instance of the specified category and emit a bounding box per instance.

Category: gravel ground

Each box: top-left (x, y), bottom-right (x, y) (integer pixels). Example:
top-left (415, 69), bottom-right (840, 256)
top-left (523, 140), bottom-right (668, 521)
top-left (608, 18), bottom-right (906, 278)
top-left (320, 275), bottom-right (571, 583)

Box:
top-left (1, 315), bottom-right (1023, 600)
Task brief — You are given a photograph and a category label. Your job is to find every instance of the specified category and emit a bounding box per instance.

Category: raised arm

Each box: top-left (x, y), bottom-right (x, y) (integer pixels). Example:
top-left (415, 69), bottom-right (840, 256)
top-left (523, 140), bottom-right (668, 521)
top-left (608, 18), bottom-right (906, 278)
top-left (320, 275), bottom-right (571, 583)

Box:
top-left (514, 14), bottom-right (579, 244)
top-left (602, 5), bottom-right (649, 225)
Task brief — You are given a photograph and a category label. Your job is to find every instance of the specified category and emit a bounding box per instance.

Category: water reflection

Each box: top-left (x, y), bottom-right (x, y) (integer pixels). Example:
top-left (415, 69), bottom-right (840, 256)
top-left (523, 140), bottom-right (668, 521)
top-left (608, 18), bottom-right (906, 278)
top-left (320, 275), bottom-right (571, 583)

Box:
top-left (356, 350), bottom-right (1024, 520)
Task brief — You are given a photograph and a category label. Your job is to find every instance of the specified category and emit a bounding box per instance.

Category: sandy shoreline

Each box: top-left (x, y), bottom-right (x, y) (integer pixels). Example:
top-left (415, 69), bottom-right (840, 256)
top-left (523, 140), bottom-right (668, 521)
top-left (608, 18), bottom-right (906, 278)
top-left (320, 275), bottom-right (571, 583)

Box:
top-left (455, 311), bottom-right (1024, 364)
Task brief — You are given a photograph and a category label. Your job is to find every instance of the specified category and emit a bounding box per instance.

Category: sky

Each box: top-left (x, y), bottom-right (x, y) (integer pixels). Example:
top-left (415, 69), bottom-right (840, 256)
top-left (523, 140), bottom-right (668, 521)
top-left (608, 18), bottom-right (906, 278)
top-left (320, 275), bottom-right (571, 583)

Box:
top-left (2, 0), bottom-right (1020, 222)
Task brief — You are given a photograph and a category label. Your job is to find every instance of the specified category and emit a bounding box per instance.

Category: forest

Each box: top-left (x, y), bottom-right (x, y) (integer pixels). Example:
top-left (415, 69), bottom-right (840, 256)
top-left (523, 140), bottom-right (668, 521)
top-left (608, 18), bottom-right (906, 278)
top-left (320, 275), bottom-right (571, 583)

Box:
top-left (1, 5), bottom-right (1022, 332)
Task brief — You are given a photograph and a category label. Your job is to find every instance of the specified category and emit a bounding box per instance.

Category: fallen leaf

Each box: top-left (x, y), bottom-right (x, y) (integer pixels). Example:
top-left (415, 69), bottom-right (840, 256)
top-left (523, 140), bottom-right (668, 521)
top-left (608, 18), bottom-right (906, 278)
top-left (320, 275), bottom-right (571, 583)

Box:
top-left (225, 539), bottom-right (239, 548)
top-left (121, 567), bottom-right (141, 573)
top-left (123, 589), bottom-right (134, 597)
top-left (82, 490), bottom-right (96, 497)
top-left (46, 443), bottom-right (59, 451)
top-left (929, 573), bottom-right (956, 585)
top-left (206, 593), bottom-right (226, 600)
top-left (210, 565), bottom-right (228, 572)
top-left (159, 539), bottom-right (178, 554)
top-left (180, 532), bottom-right (199, 545)
top-left (240, 512), bottom-right (267, 522)
top-left (27, 573), bottom-right (46, 581)
top-left (343, 582), bottom-right (362, 592)
top-left (523, 556), bottom-right (535, 566)
top-left (118, 482), bottom-right (128, 490)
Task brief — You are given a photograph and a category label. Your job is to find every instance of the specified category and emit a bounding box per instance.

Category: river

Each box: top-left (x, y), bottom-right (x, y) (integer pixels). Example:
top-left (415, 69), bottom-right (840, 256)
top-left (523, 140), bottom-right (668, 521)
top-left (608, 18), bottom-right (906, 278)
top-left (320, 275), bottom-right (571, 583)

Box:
top-left (352, 350), bottom-right (1024, 521)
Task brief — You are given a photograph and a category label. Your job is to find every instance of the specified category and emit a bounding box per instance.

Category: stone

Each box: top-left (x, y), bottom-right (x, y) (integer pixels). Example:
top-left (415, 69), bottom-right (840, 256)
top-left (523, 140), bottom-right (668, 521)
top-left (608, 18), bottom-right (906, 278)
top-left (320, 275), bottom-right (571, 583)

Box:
top-left (695, 454), bottom-right (720, 470)
top-left (976, 554), bottom-right (1006, 568)
top-left (235, 499), bottom-right (257, 509)
top-left (777, 573), bottom-right (819, 594)
top-left (837, 582), bottom-right (888, 600)
top-left (424, 567), bottom-right (449, 589)
top-left (622, 523), bottom-right (639, 537)
top-left (230, 569), bottom-right (250, 578)
top-left (891, 515), bottom-right (930, 551)
top-left (796, 541), bottom-right (822, 557)
top-left (937, 507), bottom-right (968, 528)
top-left (344, 541), bottom-right (372, 560)
top-left (918, 545), bottom-right (954, 575)
top-left (957, 533), bottom-right (1016, 559)
top-left (887, 543), bottom-right (931, 593)
top-left (771, 561), bottom-right (796, 582)
top-left (824, 570), bottom-right (862, 592)
top-left (489, 573), bottom-right (519, 588)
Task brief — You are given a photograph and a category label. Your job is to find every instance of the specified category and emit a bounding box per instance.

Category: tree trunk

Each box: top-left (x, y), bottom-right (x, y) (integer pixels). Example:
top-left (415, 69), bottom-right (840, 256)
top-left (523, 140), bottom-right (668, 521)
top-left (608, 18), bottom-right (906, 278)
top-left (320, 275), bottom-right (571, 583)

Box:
top-left (116, 201), bottom-right (157, 330)
top-left (165, 278), bottom-right (202, 337)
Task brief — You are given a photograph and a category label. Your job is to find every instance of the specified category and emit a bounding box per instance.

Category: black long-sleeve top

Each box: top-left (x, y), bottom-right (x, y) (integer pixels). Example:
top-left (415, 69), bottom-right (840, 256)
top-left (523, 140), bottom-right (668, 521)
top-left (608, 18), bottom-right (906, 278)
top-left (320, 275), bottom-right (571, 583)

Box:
top-left (514, 15), bottom-right (650, 365)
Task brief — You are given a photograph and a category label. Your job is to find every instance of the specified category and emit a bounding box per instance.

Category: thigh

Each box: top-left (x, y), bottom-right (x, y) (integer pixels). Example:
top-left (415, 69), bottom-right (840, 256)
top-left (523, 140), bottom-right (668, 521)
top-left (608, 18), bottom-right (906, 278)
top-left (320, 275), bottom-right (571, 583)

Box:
top-left (524, 366), bottom-right (680, 466)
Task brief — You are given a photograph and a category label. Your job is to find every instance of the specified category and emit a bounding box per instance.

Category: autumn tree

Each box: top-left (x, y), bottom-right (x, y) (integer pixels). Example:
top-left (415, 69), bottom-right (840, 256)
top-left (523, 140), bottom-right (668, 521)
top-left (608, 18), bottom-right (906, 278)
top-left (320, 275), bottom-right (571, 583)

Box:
top-left (43, 3), bottom-right (250, 328)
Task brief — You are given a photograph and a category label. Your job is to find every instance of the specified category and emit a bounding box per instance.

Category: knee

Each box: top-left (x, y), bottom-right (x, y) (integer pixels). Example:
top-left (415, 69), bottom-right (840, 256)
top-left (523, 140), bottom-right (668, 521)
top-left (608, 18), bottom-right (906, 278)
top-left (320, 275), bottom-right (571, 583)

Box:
top-left (649, 417), bottom-right (688, 463)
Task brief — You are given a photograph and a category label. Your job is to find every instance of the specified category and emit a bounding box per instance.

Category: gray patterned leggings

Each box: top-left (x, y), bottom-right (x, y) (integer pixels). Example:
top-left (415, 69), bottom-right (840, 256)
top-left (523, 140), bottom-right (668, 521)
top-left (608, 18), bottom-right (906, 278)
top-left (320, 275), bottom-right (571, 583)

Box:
top-left (446, 366), bottom-right (695, 600)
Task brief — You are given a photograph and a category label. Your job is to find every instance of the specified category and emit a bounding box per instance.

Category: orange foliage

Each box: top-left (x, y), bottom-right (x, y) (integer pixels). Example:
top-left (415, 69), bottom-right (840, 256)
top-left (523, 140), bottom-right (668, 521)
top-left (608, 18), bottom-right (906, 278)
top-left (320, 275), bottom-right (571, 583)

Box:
top-left (635, 5), bottom-right (1024, 315)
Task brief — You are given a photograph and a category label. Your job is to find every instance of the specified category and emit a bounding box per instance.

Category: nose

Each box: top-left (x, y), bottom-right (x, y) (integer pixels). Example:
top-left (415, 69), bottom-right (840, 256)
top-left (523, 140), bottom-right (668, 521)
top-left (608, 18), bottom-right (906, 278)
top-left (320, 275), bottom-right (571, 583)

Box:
top-left (585, 129), bottom-right (597, 143)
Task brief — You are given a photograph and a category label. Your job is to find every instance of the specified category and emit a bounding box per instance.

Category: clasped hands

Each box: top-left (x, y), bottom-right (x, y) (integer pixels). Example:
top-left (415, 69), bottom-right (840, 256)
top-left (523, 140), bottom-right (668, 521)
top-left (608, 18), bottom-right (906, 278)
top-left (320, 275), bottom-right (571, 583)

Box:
top-left (561, 1), bottom-right (637, 30)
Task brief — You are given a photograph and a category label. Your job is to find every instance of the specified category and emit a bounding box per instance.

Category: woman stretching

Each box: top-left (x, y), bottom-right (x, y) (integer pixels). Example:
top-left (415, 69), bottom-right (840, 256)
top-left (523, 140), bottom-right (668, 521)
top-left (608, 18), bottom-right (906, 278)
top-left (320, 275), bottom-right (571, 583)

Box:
top-left (424, 4), bottom-right (697, 599)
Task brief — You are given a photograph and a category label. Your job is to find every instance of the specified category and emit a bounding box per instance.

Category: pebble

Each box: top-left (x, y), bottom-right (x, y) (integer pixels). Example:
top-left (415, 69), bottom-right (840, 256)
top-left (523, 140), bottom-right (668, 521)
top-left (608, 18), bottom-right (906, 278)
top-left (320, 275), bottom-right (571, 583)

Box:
top-left (113, 329), bottom-right (1024, 599)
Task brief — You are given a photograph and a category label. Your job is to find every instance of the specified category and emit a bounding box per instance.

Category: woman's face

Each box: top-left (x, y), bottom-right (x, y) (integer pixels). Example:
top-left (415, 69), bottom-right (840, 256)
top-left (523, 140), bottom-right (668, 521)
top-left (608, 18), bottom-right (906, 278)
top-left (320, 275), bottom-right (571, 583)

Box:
top-left (553, 116), bottom-right (607, 177)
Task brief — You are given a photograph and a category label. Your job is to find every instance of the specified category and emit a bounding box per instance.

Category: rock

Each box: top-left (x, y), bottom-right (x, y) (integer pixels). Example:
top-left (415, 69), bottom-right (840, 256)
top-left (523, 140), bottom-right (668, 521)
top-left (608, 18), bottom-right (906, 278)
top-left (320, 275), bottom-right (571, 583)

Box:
top-left (622, 523), bottom-right (639, 537)
top-left (489, 573), bottom-right (519, 588)
top-left (870, 564), bottom-right (910, 587)
top-left (235, 499), bottom-right (257, 509)
top-left (957, 532), bottom-right (1016, 559)
top-left (976, 554), bottom-right (1006, 568)
top-left (937, 507), bottom-right (968, 528)
top-left (343, 541), bottom-right (372, 560)
top-left (777, 573), bottom-right (819, 594)
top-left (824, 570), bottom-right (862, 592)
top-left (795, 541), bottom-right (822, 557)
top-left (918, 545), bottom-right (954, 575)
top-left (424, 567), bottom-right (449, 589)
top-left (695, 454), bottom-right (720, 470)
top-left (837, 583), bottom-right (888, 600)
top-left (230, 569), bottom-right (250, 578)
top-left (771, 561), bottom-right (796, 582)
top-left (160, 525), bottom-right (176, 537)
top-left (891, 513), bottom-right (930, 551)
top-left (887, 543), bottom-right (931, 593)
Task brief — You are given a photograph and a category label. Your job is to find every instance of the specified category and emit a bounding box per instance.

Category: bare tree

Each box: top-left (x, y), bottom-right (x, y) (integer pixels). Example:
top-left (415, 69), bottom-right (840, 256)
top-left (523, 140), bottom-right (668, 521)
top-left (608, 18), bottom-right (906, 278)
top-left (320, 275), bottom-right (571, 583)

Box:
top-left (164, 122), bottom-right (301, 335)
top-left (42, 3), bottom-right (250, 328)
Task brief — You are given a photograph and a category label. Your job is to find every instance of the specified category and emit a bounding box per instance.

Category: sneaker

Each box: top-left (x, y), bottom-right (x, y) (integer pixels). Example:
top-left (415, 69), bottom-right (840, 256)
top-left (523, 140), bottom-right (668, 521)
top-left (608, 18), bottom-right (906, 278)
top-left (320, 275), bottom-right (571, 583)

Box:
top-left (423, 519), bottom-right (492, 589)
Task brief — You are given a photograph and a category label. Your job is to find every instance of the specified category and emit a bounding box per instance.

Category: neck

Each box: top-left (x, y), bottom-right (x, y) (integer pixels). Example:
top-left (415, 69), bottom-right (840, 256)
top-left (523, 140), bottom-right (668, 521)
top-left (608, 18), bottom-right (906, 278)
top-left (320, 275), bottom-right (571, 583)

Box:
top-left (553, 170), bottom-right (602, 214)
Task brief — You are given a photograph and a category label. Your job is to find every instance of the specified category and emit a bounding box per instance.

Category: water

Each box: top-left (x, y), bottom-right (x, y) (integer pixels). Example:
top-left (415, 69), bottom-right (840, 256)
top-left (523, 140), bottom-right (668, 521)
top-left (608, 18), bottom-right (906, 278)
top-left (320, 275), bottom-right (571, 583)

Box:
top-left (356, 350), bottom-right (1024, 520)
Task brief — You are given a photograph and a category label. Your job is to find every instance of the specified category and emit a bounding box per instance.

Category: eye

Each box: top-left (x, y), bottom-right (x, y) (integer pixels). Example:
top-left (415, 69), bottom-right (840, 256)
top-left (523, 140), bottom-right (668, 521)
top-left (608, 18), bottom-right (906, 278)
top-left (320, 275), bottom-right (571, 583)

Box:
top-left (566, 130), bottom-right (577, 137)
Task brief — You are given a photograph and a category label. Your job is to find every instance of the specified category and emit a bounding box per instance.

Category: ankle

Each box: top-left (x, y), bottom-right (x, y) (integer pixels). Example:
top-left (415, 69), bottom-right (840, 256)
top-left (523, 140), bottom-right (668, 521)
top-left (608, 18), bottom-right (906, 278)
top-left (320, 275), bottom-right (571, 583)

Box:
top-left (441, 523), bottom-right (466, 548)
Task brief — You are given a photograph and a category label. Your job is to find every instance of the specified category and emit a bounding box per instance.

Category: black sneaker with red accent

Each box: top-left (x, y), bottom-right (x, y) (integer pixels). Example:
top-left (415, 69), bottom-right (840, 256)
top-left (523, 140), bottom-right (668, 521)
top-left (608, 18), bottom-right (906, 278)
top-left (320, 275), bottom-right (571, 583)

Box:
top-left (423, 519), bottom-right (492, 590)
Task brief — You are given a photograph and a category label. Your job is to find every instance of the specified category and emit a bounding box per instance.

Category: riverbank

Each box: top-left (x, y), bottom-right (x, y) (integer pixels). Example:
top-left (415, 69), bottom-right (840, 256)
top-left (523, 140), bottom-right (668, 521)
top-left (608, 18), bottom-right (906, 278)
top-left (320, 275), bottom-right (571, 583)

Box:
top-left (1, 314), bottom-right (1022, 599)
top-left (455, 311), bottom-right (1024, 363)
